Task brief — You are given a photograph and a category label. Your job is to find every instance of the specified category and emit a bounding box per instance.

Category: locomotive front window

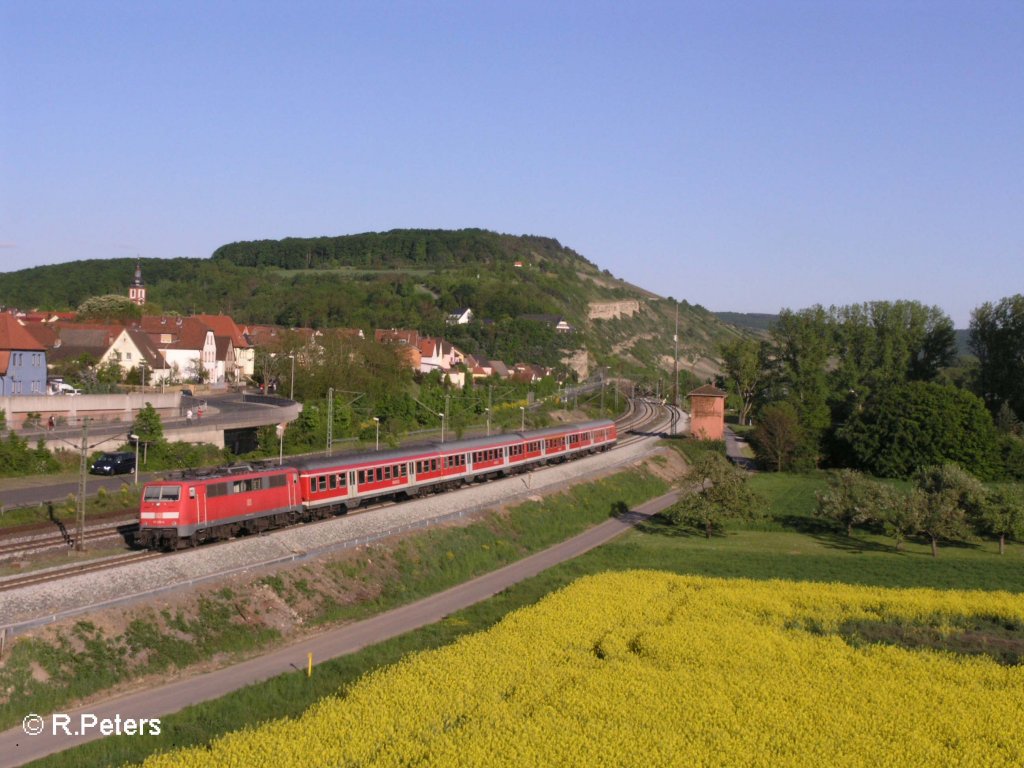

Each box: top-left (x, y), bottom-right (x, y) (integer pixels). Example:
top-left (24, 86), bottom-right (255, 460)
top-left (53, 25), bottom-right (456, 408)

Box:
top-left (144, 485), bottom-right (181, 502)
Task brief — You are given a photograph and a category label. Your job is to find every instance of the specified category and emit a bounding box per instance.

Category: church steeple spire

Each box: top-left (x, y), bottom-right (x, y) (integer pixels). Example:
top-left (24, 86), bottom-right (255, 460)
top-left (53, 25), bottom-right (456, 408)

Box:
top-left (129, 260), bottom-right (146, 305)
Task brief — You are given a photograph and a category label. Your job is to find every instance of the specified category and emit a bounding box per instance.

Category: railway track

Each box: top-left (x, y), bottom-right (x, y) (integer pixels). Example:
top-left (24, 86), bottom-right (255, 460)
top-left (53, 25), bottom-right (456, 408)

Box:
top-left (0, 520), bottom-right (138, 561)
top-left (0, 551), bottom-right (161, 593)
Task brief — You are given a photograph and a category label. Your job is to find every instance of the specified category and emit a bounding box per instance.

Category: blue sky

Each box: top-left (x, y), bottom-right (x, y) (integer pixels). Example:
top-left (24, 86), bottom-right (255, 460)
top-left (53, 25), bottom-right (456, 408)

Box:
top-left (2, 1), bottom-right (1021, 327)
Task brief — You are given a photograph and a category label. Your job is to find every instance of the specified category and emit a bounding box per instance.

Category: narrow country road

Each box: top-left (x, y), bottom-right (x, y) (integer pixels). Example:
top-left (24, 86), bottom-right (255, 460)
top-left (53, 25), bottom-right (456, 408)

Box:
top-left (1, 489), bottom-right (680, 768)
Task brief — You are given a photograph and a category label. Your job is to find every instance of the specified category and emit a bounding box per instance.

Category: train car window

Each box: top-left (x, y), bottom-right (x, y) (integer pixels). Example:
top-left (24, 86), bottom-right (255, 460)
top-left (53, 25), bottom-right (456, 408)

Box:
top-left (384, 466), bottom-right (392, 480)
top-left (401, 464), bottom-right (408, 477)
top-left (318, 476), bottom-right (328, 492)
top-left (358, 470), bottom-right (366, 484)
top-left (376, 467), bottom-right (384, 482)
top-left (207, 482), bottom-right (228, 498)
top-left (337, 473), bottom-right (346, 488)
top-left (269, 474), bottom-right (287, 488)
top-left (329, 475), bottom-right (337, 490)
top-left (432, 459), bottom-right (438, 472)
top-left (252, 478), bottom-right (264, 491)
top-left (349, 471), bottom-right (356, 486)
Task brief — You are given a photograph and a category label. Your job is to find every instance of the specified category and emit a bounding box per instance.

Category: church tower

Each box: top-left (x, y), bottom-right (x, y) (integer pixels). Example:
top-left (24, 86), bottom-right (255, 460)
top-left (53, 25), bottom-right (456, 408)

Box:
top-left (129, 261), bottom-right (146, 306)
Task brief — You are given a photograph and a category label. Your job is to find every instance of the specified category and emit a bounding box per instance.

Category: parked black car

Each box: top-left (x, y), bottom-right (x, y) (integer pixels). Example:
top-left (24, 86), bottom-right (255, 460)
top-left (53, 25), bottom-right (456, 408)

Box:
top-left (90, 452), bottom-right (136, 476)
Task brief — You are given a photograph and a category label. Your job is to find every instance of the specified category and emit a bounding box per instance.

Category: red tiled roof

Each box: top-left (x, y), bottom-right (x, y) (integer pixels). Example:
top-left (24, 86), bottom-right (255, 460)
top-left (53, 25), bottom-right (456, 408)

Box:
top-left (0, 313), bottom-right (47, 352)
top-left (688, 384), bottom-right (728, 398)
top-left (193, 314), bottom-right (249, 348)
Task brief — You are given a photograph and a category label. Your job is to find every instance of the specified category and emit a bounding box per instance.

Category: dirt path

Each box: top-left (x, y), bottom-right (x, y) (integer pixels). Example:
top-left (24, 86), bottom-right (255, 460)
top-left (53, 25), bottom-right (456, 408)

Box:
top-left (1, 489), bottom-right (679, 767)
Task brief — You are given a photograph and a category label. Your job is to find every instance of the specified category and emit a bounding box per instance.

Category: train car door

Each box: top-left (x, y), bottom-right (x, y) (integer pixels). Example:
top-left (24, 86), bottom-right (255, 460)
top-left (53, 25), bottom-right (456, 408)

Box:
top-left (190, 483), bottom-right (207, 532)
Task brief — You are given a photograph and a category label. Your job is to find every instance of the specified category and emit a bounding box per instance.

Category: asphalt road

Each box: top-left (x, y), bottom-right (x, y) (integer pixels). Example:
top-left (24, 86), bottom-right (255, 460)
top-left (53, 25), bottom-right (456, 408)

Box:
top-left (0, 488), bottom-right (680, 768)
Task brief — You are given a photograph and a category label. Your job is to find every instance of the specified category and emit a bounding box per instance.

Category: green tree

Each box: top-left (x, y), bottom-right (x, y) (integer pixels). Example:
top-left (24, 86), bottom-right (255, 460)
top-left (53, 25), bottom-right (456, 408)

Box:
top-left (877, 485), bottom-right (921, 552)
top-left (975, 485), bottom-right (1024, 555)
top-left (970, 294), bottom-right (1024, 420)
top-left (76, 294), bottom-right (142, 323)
top-left (830, 300), bottom-right (956, 393)
top-left (815, 470), bottom-right (886, 536)
top-left (912, 464), bottom-right (986, 557)
top-left (750, 401), bottom-right (804, 472)
top-left (131, 403), bottom-right (165, 445)
top-left (719, 338), bottom-right (765, 426)
top-left (767, 307), bottom-right (832, 458)
top-left (994, 401), bottom-right (1022, 436)
top-left (187, 358), bottom-right (210, 384)
top-left (838, 382), bottom-right (1000, 479)
top-left (664, 452), bottom-right (764, 537)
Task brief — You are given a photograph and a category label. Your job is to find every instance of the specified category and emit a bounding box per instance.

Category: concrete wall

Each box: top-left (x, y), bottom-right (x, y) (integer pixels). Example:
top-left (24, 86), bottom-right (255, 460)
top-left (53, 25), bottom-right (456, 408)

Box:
top-left (1, 392), bottom-right (182, 430)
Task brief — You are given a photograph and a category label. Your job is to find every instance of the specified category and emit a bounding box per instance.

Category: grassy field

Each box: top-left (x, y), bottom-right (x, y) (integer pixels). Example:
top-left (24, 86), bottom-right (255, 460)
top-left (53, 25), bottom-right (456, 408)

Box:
top-left (23, 467), bottom-right (1024, 768)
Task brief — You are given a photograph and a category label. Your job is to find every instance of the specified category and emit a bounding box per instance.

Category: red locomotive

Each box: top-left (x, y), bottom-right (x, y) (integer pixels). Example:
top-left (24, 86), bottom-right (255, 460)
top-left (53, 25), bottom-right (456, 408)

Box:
top-left (137, 420), bottom-right (617, 550)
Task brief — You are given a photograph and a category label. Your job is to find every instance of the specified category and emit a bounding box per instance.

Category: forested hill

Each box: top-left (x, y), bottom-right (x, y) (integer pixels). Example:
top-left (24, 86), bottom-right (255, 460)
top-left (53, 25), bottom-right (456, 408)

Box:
top-left (211, 229), bottom-right (588, 272)
top-left (0, 229), bottom-right (748, 379)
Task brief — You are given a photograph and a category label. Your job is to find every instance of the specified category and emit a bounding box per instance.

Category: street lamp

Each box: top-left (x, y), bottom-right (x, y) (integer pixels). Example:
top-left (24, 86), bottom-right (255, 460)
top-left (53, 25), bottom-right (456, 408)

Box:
top-left (288, 353), bottom-right (295, 401)
top-left (129, 433), bottom-right (140, 486)
top-left (438, 412), bottom-right (446, 444)
top-left (519, 406), bottom-right (525, 431)
top-left (485, 407), bottom-right (490, 437)
top-left (372, 416), bottom-right (380, 451)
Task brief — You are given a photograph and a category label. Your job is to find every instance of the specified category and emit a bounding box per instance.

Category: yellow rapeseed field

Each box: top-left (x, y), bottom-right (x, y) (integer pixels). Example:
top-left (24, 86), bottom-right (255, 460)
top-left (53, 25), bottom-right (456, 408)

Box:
top-left (139, 573), bottom-right (1024, 767)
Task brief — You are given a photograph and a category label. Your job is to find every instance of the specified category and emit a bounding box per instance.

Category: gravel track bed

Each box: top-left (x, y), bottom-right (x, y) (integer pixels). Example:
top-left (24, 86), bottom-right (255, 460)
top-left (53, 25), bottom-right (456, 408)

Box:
top-left (1, 439), bottom-right (659, 634)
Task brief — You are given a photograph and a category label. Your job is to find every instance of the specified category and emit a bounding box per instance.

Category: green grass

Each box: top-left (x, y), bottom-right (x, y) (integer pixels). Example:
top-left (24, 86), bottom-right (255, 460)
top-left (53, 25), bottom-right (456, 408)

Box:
top-left (23, 469), bottom-right (1024, 768)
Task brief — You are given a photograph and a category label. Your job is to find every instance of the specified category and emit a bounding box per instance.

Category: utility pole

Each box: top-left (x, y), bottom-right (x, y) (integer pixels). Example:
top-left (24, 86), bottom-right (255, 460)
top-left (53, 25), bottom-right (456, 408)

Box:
top-left (76, 419), bottom-right (88, 551)
top-left (326, 387), bottom-right (334, 454)
top-left (673, 303), bottom-right (680, 435)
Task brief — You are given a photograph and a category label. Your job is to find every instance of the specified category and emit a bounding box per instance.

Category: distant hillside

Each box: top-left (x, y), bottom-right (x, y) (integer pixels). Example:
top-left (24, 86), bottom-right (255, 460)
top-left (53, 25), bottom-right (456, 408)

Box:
top-left (0, 229), bottom-right (751, 381)
top-left (714, 312), bottom-right (778, 334)
top-left (954, 329), bottom-right (973, 358)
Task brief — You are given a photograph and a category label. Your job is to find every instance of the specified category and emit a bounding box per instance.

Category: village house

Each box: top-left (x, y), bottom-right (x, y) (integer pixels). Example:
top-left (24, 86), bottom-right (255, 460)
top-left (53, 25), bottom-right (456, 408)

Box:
top-left (0, 312), bottom-right (47, 396)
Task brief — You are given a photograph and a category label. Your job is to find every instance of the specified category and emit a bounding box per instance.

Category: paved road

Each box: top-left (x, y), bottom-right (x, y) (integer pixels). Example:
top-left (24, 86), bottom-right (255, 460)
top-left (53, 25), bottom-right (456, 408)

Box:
top-left (0, 489), bottom-right (680, 767)
top-left (724, 427), bottom-right (756, 470)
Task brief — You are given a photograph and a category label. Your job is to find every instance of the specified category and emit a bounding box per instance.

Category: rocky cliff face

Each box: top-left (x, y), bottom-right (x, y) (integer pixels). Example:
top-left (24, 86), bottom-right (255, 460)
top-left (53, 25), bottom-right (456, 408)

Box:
top-left (588, 300), bottom-right (641, 320)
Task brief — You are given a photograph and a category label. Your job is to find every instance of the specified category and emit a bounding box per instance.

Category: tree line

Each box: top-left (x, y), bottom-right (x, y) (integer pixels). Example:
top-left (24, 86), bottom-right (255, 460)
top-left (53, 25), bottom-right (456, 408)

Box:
top-left (719, 296), bottom-right (1024, 482)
